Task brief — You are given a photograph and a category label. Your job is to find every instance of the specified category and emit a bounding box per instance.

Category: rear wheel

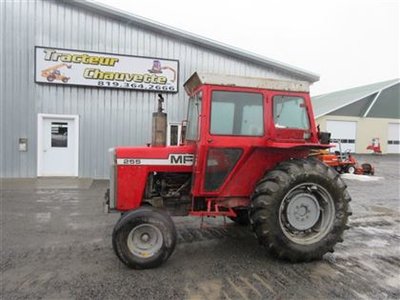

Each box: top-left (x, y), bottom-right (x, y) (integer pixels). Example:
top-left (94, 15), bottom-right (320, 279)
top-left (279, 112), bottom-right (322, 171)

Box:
top-left (112, 206), bottom-right (177, 269)
top-left (361, 163), bottom-right (374, 175)
top-left (250, 158), bottom-right (351, 262)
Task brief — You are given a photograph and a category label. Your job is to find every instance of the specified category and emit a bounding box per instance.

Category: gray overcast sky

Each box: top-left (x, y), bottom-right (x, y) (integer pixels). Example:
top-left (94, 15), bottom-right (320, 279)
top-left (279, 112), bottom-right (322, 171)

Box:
top-left (96, 0), bottom-right (399, 95)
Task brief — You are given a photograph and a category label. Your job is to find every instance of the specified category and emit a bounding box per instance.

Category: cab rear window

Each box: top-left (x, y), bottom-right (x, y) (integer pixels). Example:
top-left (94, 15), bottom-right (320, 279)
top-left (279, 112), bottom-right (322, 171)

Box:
top-left (273, 96), bottom-right (309, 129)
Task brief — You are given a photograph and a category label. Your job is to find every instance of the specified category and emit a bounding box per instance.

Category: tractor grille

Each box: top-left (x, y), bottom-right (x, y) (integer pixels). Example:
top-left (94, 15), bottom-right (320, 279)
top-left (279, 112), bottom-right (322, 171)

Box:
top-left (108, 148), bottom-right (117, 210)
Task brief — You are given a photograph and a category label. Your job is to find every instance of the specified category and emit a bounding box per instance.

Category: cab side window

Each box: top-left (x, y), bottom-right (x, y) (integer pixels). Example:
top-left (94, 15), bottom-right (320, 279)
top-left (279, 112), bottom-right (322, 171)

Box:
top-left (210, 91), bottom-right (264, 136)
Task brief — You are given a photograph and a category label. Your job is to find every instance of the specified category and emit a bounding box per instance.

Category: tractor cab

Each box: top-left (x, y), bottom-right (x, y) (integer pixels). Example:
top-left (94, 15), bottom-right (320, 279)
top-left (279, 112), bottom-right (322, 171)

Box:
top-left (182, 73), bottom-right (322, 200)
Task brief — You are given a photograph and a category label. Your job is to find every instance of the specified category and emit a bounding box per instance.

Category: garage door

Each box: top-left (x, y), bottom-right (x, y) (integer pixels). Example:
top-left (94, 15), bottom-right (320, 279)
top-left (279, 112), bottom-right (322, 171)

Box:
top-left (326, 120), bottom-right (357, 153)
top-left (387, 123), bottom-right (400, 153)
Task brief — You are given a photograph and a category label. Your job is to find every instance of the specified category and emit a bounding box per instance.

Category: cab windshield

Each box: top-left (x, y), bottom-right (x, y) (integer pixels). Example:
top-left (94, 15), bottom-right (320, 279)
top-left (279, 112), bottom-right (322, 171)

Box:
top-left (186, 92), bottom-right (202, 140)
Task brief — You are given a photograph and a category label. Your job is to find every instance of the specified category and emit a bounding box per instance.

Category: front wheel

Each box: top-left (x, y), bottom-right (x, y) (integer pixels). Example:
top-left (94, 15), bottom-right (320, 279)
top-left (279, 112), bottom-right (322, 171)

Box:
top-left (112, 206), bottom-right (177, 269)
top-left (250, 158), bottom-right (351, 262)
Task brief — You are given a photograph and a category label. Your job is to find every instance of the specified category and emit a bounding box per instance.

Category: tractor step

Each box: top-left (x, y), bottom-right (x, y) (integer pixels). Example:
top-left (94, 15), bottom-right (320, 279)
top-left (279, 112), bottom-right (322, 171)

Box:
top-left (189, 198), bottom-right (236, 218)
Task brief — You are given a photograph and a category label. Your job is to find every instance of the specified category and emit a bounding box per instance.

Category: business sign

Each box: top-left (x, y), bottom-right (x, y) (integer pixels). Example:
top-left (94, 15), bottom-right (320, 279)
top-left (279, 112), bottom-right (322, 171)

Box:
top-left (35, 46), bottom-right (179, 92)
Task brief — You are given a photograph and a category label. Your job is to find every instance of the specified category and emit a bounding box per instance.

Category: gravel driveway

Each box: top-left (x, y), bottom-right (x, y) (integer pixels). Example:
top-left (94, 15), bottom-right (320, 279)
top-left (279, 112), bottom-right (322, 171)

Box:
top-left (1, 155), bottom-right (399, 299)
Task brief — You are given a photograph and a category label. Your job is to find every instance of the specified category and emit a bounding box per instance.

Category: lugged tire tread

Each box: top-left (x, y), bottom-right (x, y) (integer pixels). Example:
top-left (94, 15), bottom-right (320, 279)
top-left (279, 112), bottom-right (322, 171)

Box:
top-left (249, 158), bottom-right (351, 262)
top-left (112, 206), bottom-right (177, 269)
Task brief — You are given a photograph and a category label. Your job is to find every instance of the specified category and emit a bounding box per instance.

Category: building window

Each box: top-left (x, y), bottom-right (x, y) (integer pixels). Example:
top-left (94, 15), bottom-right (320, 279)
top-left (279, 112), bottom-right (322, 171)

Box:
top-left (167, 122), bottom-right (186, 146)
top-left (51, 122), bottom-right (68, 147)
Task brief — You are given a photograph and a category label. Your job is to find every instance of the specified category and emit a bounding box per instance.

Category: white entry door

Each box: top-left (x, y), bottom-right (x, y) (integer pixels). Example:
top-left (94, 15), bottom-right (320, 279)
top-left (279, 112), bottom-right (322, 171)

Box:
top-left (38, 114), bottom-right (79, 176)
top-left (326, 120), bottom-right (357, 153)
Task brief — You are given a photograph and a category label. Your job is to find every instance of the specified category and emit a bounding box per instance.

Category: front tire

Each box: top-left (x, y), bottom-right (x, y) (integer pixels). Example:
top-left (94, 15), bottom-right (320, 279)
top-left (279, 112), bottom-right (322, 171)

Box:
top-left (250, 158), bottom-right (351, 262)
top-left (112, 206), bottom-right (177, 269)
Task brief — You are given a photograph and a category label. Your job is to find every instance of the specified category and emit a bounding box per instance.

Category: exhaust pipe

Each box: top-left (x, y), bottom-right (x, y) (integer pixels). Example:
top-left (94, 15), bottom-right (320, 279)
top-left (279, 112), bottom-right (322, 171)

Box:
top-left (152, 94), bottom-right (167, 147)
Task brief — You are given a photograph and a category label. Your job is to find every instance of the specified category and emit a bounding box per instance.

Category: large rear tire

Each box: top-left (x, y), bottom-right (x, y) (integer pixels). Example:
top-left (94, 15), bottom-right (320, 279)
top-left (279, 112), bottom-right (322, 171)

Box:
top-left (112, 206), bottom-right (177, 269)
top-left (250, 158), bottom-right (351, 262)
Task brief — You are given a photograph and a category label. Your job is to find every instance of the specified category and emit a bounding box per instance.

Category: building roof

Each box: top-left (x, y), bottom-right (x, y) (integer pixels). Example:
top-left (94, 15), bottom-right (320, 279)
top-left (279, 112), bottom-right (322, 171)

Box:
top-left (65, 0), bottom-right (319, 83)
top-left (312, 79), bottom-right (400, 118)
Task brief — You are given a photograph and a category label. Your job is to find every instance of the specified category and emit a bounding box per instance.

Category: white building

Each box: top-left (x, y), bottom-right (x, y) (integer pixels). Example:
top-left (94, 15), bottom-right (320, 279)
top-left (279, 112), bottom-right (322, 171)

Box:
top-left (312, 79), bottom-right (400, 154)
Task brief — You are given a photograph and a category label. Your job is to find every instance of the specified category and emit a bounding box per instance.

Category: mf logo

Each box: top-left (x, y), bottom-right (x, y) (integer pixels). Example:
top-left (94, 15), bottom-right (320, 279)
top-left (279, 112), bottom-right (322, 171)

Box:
top-left (169, 154), bottom-right (194, 165)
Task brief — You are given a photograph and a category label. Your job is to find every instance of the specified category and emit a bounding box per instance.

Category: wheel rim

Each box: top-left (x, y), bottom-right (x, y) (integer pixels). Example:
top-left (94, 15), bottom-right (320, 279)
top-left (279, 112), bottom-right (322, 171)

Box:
top-left (347, 166), bottom-right (355, 174)
top-left (279, 183), bottom-right (335, 245)
top-left (127, 224), bottom-right (163, 258)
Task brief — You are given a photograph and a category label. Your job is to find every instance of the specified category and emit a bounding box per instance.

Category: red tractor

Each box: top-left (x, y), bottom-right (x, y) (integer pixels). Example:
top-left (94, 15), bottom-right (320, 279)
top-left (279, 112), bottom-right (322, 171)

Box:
top-left (105, 73), bottom-right (351, 269)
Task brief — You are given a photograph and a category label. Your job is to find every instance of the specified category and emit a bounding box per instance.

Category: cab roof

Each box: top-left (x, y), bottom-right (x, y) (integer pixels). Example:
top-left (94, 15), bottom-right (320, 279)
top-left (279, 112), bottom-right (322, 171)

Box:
top-left (184, 72), bottom-right (310, 95)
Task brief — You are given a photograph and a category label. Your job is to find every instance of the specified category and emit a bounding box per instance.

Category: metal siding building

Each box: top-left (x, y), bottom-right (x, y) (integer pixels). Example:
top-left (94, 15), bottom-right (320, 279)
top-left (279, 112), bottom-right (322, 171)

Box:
top-left (1, 0), bottom-right (318, 178)
top-left (312, 79), bottom-right (400, 154)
